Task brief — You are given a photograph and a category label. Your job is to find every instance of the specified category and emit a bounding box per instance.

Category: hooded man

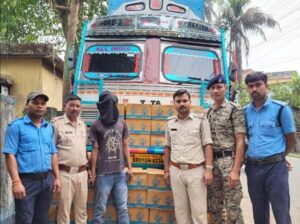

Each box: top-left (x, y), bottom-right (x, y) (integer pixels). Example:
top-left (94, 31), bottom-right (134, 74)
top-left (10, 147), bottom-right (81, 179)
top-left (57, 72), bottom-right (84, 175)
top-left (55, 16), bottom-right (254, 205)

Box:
top-left (89, 90), bottom-right (133, 224)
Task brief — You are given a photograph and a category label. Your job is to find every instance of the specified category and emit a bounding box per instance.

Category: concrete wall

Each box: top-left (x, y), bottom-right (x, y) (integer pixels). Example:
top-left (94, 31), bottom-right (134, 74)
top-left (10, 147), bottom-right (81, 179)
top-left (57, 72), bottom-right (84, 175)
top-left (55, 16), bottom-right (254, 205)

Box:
top-left (0, 95), bottom-right (15, 223)
top-left (0, 57), bottom-right (63, 116)
top-left (41, 64), bottom-right (63, 111)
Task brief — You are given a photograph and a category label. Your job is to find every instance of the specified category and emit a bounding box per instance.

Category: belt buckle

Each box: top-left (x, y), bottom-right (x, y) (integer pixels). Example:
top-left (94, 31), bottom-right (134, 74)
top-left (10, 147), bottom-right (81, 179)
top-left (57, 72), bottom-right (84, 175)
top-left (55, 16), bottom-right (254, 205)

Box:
top-left (256, 159), bottom-right (264, 165)
top-left (70, 167), bottom-right (79, 174)
top-left (179, 164), bottom-right (189, 170)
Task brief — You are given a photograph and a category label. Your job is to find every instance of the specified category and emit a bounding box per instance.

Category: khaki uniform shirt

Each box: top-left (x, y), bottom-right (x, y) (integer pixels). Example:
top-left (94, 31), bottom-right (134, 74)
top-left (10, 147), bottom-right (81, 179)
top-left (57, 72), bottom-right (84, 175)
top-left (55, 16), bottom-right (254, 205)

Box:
top-left (207, 100), bottom-right (246, 152)
top-left (52, 115), bottom-right (88, 167)
top-left (165, 113), bottom-right (213, 164)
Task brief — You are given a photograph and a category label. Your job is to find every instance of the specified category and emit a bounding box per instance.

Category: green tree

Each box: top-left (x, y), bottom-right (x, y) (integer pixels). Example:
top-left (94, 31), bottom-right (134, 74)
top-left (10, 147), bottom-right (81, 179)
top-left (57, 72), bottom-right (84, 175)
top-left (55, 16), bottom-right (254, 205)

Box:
top-left (270, 73), bottom-right (300, 108)
top-left (0, 0), bottom-right (106, 48)
top-left (212, 0), bottom-right (279, 81)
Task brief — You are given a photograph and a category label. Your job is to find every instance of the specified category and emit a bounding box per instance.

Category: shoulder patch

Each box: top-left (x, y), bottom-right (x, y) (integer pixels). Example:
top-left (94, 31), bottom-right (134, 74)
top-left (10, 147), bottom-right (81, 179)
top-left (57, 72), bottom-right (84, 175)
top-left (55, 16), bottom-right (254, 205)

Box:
top-left (51, 116), bottom-right (64, 124)
top-left (8, 117), bottom-right (23, 126)
top-left (192, 113), bottom-right (206, 119)
top-left (167, 116), bottom-right (176, 120)
top-left (271, 99), bottom-right (287, 107)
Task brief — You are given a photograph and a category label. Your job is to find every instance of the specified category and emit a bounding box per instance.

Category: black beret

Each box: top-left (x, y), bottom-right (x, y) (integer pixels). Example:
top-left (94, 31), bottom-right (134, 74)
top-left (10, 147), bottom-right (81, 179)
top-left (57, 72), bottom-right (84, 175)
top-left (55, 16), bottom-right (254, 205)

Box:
top-left (207, 74), bottom-right (226, 90)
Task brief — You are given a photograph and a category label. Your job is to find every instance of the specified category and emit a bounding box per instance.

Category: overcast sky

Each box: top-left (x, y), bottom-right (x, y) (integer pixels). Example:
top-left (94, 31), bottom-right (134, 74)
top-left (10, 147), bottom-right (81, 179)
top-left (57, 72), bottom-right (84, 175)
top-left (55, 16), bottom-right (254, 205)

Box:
top-left (243, 0), bottom-right (300, 74)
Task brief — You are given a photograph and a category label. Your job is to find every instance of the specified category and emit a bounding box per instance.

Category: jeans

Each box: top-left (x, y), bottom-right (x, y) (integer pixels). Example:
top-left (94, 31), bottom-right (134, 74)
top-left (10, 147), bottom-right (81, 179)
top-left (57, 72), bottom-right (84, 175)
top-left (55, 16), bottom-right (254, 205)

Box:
top-left (15, 173), bottom-right (53, 224)
top-left (245, 159), bottom-right (291, 224)
top-left (93, 172), bottom-right (129, 224)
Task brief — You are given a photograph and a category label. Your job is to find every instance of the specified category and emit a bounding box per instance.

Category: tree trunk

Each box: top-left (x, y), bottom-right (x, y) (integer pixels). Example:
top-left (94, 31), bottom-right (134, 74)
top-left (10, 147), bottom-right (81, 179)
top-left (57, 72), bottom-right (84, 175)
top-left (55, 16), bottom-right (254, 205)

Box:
top-left (235, 38), bottom-right (243, 83)
top-left (63, 0), bottom-right (79, 104)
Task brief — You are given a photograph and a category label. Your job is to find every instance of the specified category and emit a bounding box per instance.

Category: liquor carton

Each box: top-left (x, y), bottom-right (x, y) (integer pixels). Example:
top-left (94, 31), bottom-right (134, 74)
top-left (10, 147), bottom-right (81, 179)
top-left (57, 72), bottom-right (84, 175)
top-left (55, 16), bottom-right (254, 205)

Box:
top-left (147, 168), bottom-right (171, 190)
top-left (151, 120), bottom-right (167, 135)
top-left (127, 119), bottom-right (151, 134)
top-left (150, 135), bottom-right (165, 148)
top-left (147, 190), bottom-right (174, 210)
top-left (128, 134), bottom-right (151, 148)
top-left (128, 167), bottom-right (148, 189)
top-left (149, 209), bottom-right (176, 224)
top-left (151, 105), bottom-right (175, 120)
top-left (128, 189), bottom-right (148, 208)
top-left (126, 104), bottom-right (152, 119)
top-left (128, 207), bottom-right (149, 224)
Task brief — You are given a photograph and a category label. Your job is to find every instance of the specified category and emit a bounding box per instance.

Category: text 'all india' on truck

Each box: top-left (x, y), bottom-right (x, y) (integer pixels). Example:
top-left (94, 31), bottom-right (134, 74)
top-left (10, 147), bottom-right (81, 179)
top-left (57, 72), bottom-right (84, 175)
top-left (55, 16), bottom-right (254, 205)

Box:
top-left (72, 0), bottom-right (233, 177)
top-left (61, 0), bottom-right (235, 223)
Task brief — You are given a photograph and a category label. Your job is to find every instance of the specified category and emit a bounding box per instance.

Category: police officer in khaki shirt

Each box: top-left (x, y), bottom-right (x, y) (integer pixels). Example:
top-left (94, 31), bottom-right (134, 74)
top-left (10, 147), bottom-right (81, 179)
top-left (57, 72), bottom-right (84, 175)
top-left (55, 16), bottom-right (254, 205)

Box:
top-left (164, 89), bottom-right (213, 224)
top-left (52, 95), bottom-right (89, 224)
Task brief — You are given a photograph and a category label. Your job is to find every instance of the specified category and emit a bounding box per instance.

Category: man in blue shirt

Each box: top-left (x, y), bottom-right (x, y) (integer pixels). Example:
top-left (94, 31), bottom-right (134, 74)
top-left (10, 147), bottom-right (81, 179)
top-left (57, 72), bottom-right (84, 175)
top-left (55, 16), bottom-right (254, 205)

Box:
top-left (3, 91), bottom-right (61, 224)
top-left (244, 72), bottom-right (296, 224)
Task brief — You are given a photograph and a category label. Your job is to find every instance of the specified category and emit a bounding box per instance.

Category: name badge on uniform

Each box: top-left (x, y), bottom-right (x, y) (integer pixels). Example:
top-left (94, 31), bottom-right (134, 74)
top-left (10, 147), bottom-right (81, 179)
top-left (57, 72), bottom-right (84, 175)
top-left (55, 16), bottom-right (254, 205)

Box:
top-left (171, 128), bottom-right (177, 131)
top-left (65, 131), bottom-right (73, 134)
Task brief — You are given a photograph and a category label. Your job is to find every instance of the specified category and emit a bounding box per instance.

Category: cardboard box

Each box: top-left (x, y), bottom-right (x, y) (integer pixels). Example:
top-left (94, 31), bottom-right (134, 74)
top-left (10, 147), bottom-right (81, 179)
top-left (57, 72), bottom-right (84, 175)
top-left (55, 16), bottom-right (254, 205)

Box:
top-left (147, 190), bottom-right (174, 210)
top-left (103, 205), bottom-right (118, 223)
top-left (191, 106), bottom-right (204, 114)
top-left (128, 189), bottom-right (148, 207)
top-left (126, 104), bottom-right (152, 119)
top-left (150, 135), bottom-right (165, 148)
top-left (51, 192), bottom-right (59, 205)
top-left (128, 207), bottom-right (149, 224)
top-left (127, 119), bottom-right (151, 135)
top-left (48, 205), bottom-right (57, 222)
top-left (147, 168), bottom-right (171, 190)
top-left (128, 134), bottom-right (151, 148)
top-left (117, 104), bottom-right (125, 117)
top-left (128, 168), bottom-right (148, 189)
top-left (149, 209), bottom-right (176, 224)
top-left (151, 120), bottom-right (167, 135)
top-left (87, 189), bottom-right (95, 207)
top-left (151, 105), bottom-right (175, 120)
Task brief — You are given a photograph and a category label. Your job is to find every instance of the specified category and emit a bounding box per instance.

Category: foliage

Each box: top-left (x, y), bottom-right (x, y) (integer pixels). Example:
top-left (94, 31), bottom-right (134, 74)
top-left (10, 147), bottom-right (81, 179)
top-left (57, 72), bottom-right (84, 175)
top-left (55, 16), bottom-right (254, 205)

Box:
top-left (0, 0), bottom-right (107, 50)
top-left (208, 0), bottom-right (279, 81)
top-left (0, 0), bottom-right (61, 43)
top-left (269, 73), bottom-right (300, 108)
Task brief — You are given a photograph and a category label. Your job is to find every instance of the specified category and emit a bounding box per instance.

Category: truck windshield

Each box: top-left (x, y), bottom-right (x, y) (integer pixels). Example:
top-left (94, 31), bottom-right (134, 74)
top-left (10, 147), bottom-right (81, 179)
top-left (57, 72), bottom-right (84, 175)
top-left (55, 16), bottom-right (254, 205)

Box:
top-left (162, 46), bottom-right (218, 83)
top-left (82, 45), bottom-right (141, 79)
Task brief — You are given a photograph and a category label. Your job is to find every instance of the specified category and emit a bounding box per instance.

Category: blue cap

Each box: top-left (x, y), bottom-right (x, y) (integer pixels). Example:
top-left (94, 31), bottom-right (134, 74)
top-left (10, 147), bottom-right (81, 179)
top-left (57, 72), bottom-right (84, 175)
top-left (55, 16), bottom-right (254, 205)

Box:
top-left (207, 74), bottom-right (226, 90)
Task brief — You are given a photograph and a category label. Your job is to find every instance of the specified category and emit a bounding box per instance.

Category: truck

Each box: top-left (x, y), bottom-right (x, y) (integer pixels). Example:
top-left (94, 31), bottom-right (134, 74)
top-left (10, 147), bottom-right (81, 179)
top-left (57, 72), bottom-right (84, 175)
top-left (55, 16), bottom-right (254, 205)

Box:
top-left (65, 0), bottom-right (231, 223)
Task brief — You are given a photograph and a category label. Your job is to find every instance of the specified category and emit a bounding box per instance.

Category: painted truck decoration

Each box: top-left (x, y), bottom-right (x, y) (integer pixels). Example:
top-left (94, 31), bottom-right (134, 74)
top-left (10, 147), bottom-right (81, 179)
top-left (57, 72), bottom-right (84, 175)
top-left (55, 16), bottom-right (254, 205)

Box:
top-left (62, 0), bottom-right (229, 223)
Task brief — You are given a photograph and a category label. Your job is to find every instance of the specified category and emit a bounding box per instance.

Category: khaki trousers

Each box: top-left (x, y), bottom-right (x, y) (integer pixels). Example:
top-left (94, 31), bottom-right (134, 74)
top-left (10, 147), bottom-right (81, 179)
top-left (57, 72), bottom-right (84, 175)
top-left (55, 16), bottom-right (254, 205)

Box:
top-left (170, 165), bottom-right (207, 224)
top-left (57, 170), bottom-right (88, 224)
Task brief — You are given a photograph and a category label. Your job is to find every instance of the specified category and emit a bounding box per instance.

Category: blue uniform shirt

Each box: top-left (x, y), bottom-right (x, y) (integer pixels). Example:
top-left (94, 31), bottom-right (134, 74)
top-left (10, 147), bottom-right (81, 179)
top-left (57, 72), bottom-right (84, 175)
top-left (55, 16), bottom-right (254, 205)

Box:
top-left (244, 97), bottom-right (295, 158)
top-left (3, 115), bottom-right (57, 173)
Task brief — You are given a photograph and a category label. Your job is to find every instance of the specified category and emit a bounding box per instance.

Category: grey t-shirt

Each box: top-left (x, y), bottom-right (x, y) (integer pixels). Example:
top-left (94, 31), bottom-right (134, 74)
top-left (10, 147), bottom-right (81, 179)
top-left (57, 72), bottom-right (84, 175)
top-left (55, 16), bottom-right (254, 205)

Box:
top-left (89, 118), bottom-right (129, 175)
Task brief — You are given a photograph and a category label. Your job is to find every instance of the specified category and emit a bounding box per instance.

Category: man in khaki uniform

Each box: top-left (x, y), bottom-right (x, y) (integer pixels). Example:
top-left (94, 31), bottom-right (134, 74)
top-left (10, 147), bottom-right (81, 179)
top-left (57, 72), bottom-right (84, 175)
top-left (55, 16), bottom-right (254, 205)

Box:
top-left (52, 95), bottom-right (89, 224)
top-left (164, 89), bottom-right (213, 224)
top-left (206, 75), bottom-right (246, 224)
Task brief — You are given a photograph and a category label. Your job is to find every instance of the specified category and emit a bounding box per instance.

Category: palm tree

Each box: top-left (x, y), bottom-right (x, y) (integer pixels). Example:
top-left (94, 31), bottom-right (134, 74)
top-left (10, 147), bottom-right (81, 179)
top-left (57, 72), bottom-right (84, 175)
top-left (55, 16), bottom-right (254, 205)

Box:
top-left (211, 0), bottom-right (279, 81)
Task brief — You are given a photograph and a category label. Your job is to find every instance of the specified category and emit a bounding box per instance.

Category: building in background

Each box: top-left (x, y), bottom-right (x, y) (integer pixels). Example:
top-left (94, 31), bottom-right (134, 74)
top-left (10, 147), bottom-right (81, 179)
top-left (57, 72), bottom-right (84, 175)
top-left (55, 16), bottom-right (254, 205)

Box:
top-left (0, 43), bottom-right (64, 116)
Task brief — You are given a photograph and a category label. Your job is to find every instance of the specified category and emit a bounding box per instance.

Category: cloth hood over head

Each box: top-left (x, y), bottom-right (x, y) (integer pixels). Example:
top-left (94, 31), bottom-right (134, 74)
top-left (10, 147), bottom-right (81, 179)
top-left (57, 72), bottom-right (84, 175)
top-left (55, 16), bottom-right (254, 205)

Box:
top-left (96, 90), bottom-right (119, 125)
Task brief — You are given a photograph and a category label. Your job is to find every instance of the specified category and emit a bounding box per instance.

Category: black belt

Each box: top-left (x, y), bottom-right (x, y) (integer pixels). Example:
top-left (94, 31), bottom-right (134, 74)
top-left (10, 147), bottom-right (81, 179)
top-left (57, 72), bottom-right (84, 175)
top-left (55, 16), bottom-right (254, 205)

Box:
top-left (214, 151), bottom-right (234, 159)
top-left (19, 171), bottom-right (51, 180)
top-left (247, 153), bottom-right (283, 165)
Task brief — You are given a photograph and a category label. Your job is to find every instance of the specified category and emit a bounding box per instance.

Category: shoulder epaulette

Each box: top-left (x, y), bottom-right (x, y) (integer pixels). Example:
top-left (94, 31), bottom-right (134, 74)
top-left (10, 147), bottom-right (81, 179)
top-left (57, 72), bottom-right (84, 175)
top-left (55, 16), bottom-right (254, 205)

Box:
top-left (167, 116), bottom-right (176, 120)
top-left (51, 116), bottom-right (64, 124)
top-left (8, 117), bottom-right (23, 126)
top-left (271, 99), bottom-right (287, 107)
top-left (192, 113), bottom-right (206, 119)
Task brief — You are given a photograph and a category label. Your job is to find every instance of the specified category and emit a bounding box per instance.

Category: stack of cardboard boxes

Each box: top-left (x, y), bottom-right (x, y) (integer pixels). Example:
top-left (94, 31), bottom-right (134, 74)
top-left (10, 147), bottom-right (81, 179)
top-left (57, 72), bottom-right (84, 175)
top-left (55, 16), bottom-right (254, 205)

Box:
top-left (128, 168), bottom-right (176, 224)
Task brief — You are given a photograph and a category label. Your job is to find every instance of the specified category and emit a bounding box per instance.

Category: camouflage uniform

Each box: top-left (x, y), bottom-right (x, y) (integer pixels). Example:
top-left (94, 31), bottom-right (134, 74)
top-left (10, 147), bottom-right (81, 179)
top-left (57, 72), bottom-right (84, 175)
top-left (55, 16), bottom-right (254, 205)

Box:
top-left (207, 100), bottom-right (246, 224)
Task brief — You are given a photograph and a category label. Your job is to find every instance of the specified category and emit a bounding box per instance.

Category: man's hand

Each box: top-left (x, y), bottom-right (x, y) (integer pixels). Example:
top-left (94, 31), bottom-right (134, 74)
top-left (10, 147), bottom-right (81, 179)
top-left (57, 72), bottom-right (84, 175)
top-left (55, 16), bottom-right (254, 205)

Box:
top-left (229, 170), bottom-right (240, 187)
top-left (164, 171), bottom-right (170, 185)
top-left (12, 181), bottom-right (26, 199)
top-left (88, 170), bottom-right (96, 187)
top-left (203, 169), bottom-right (213, 186)
top-left (127, 168), bottom-right (133, 182)
top-left (53, 177), bottom-right (61, 193)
